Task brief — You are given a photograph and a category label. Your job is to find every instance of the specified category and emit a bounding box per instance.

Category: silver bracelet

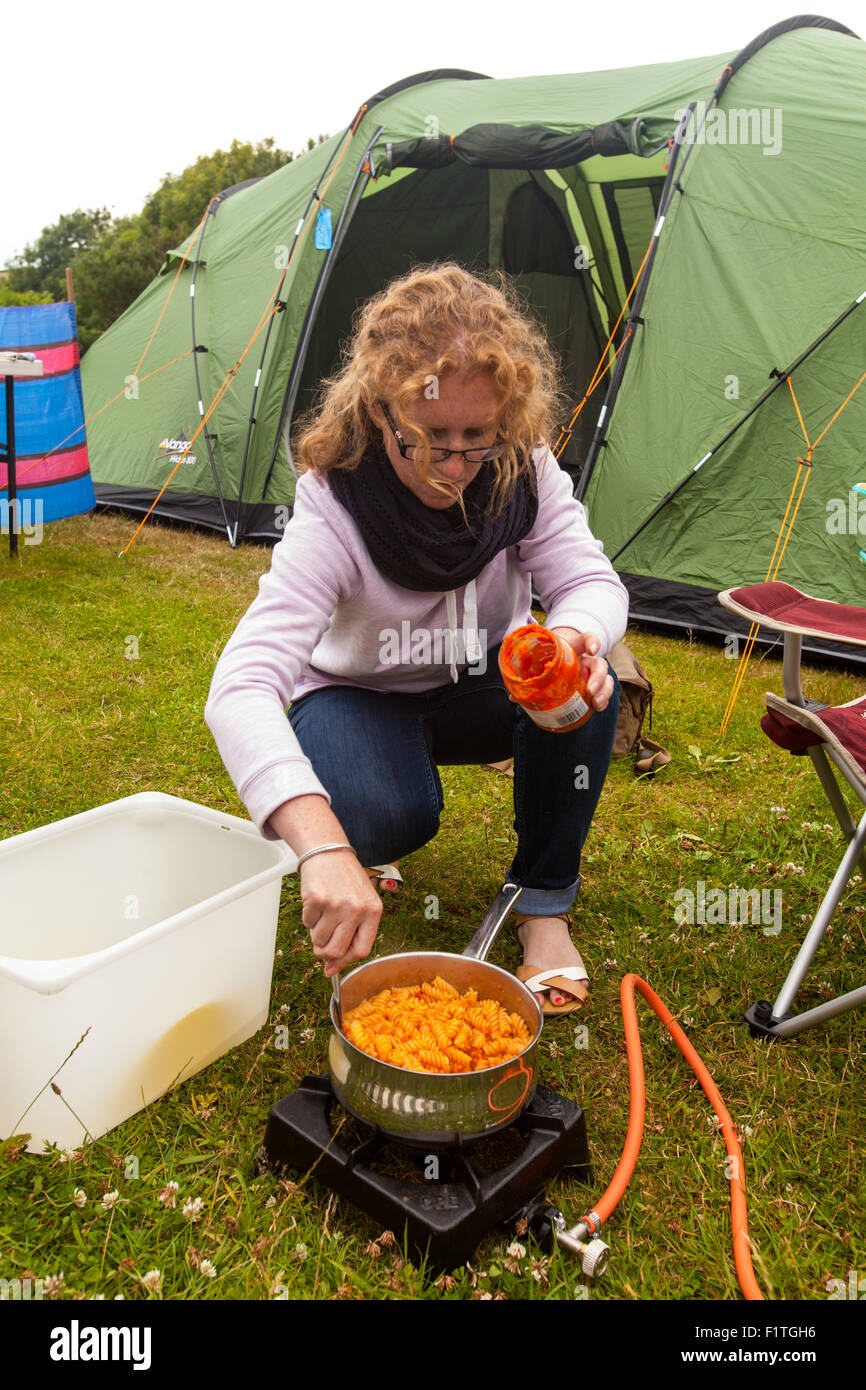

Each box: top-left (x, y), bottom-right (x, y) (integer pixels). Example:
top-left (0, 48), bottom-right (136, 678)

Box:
top-left (295, 842), bottom-right (357, 871)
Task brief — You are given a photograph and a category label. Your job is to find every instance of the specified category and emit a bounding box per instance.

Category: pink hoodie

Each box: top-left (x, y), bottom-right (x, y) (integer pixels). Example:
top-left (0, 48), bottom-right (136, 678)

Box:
top-left (204, 446), bottom-right (628, 840)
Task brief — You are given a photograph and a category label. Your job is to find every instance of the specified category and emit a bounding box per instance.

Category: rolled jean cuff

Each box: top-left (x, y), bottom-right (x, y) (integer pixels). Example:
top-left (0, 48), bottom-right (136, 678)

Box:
top-left (505, 873), bottom-right (581, 917)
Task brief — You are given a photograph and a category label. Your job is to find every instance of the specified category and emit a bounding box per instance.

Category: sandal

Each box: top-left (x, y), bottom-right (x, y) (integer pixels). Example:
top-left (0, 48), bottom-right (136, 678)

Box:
top-left (635, 737), bottom-right (671, 777)
top-left (514, 912), bottom-right (589, 1016)
top-left (366, 862), bottom-right (403, 893)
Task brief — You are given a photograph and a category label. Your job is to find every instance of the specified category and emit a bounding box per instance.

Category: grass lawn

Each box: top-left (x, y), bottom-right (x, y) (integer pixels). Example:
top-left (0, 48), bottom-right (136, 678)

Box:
top-left (1, 509), bottom-right (864, 1303)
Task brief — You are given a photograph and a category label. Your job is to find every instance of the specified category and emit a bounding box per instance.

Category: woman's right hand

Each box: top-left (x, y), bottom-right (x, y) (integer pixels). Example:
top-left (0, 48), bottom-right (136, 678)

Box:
top-left (300, 849), bottom-right (383, 976)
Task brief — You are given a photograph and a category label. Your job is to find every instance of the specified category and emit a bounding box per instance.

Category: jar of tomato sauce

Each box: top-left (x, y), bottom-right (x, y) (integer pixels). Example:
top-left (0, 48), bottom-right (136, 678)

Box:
top-left (498, 624), bottom-right (594, 732)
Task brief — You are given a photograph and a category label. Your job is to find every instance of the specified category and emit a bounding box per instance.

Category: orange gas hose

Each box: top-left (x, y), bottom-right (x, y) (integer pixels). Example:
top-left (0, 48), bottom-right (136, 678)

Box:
top-left (579, 974), bottom-right (765, 1300)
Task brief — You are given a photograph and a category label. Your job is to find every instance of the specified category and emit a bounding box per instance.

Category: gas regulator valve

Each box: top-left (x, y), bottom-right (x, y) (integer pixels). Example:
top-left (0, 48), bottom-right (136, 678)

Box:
top-left (551, 1211), bottom-right (610, 1278)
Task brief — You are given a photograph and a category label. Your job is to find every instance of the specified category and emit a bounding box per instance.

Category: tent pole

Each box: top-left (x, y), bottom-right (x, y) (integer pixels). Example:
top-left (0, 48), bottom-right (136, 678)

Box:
top-left (611, 291), bottom-right (866, 564)
top-left (576, 104), bottom-right (694, 503)
top-left (258, 128), bottom-right (385, 510)
top-left (189, 199), bottom-right (234, 539)
top-left (226, 123), bottom-right (373, 544)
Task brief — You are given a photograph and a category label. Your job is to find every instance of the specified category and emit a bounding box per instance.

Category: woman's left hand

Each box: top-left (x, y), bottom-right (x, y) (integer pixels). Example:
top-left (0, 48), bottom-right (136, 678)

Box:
top-left (548, 627), bottom-right (614, 711)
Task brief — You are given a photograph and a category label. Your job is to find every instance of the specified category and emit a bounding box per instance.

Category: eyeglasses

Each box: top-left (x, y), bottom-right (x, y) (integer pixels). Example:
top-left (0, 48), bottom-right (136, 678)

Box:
top-left (379, 402), bottom-right (506, 464)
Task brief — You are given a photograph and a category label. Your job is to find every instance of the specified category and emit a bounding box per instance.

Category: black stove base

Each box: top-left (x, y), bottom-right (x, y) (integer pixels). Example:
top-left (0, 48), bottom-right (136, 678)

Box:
top-left (262, 1075), bottom-right (591, 1271)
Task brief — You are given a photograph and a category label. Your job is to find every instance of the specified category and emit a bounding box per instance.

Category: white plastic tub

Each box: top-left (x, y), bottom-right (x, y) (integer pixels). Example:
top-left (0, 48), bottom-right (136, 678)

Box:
top-left (0, 792), bottom-right (296, 1153)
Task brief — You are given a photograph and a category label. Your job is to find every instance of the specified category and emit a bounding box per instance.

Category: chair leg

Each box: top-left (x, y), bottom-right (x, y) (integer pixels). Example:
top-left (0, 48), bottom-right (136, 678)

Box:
top-left (748, 986), bottom-right (866, 1039)
top-left (745, 804), bottom-right (866, 1039)
top-left (808, 745), bottom-right (859, 838)
top-left (808, 744), bottom-right (866, 875)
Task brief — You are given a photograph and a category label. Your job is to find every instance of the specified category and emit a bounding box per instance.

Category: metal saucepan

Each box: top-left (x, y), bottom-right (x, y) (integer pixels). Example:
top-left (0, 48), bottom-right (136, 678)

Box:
top-left (327, 883), bottom-right (544, 1146)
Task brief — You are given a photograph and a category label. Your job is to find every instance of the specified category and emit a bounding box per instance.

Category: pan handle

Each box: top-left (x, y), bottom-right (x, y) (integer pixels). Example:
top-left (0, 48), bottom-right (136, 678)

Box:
top-left (462, 882), bottom-right (523, 962)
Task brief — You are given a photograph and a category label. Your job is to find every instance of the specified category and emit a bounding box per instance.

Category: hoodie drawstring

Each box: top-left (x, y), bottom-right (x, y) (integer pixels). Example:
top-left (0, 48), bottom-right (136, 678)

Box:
top-left (463, 579), bottom-right (482, 665)
top-left (445, 590), bottom-right (458, 684)
top-left (445, 581), bottom-right (481, 684)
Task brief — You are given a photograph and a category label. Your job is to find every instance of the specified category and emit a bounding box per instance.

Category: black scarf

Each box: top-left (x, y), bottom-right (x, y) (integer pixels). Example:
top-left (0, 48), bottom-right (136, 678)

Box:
top-left (328, 443), bottom-right (538, 592)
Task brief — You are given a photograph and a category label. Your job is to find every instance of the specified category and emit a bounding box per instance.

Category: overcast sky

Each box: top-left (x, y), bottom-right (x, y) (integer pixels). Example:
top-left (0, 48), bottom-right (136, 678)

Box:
top-left (3, 0), bottom-right (862, 268)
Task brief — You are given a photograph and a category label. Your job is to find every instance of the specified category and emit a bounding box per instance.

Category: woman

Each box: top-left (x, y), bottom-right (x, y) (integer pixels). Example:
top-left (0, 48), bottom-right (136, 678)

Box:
top-left (204, 263), bottom-right (628, 1015)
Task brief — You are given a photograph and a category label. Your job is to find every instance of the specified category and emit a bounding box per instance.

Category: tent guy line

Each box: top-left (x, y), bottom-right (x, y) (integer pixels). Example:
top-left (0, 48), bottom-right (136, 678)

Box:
top-left (609, 291), bottom-right (866, 567)
top-left (720, 363), bottom-right (866, 733)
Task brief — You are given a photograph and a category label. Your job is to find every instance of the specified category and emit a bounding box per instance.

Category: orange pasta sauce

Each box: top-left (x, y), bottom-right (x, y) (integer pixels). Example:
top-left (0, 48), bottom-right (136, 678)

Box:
top-left (498, 624), bottom-right (594, 731)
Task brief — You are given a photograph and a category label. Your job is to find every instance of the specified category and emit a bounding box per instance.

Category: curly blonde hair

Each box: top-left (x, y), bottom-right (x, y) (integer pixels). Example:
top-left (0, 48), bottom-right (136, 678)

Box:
top-left (293, 262), bottom-right (566, 516)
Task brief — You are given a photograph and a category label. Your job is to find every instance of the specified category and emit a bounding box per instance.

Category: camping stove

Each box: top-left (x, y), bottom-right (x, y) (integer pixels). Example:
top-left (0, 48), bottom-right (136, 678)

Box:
top-left (262, 1074), bottom-right (592, 1271)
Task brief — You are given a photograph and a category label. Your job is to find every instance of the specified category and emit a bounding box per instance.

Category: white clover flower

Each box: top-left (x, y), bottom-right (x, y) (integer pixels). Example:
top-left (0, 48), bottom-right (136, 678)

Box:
top-left (141, 1269), bottom-right (162, 1293)
top-left (182, 1197), bottom-right (204, 1222)
top-left (300, 1028), bottom-right (314, 1043)
top-left (293, 1243), bottom-right (309, 1262)
top-left (200, 1260), bottom-right (217, 1279)
top-left (101, 1190), bottom-right (120, 1211)
top-left (265, 1195), bottom-right (277, 1208)
top-left (44, 1273), bottom-right (65, 1297)
top-left (158, 1181), bottom-right (179, 1208)
top-left (73, 1189), bottom-right (87, 1209)
top-left (506, 1241), bottom-right (526, 1260)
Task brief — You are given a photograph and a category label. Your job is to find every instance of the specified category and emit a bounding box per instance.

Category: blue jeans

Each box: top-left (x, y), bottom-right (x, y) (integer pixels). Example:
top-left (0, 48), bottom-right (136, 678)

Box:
top-left (288, 644), bottom-right (620, 916)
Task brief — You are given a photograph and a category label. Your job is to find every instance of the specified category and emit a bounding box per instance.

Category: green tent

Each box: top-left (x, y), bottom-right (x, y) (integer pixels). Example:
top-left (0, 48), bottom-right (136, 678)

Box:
top-left (82, 15), bottom-right (866, 647)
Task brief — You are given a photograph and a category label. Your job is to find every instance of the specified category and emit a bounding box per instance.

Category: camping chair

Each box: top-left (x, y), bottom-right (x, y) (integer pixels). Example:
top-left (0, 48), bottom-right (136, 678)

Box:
top-left (718, 581), bottom-right (866, 1039)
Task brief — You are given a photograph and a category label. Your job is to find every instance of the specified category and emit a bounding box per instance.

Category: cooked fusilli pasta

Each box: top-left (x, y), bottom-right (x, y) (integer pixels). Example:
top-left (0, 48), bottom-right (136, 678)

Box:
top-left (341, 977), bottom-right (532, 1073)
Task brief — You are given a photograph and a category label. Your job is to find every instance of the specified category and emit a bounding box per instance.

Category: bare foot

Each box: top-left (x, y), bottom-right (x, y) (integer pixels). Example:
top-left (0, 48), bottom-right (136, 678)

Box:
top-left (517, 916), bottom-right (587, 1007)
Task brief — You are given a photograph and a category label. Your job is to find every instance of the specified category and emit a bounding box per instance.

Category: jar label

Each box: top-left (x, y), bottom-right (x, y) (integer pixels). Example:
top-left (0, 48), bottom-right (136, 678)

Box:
top-left (526, 690), bottom-right (590, 729)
